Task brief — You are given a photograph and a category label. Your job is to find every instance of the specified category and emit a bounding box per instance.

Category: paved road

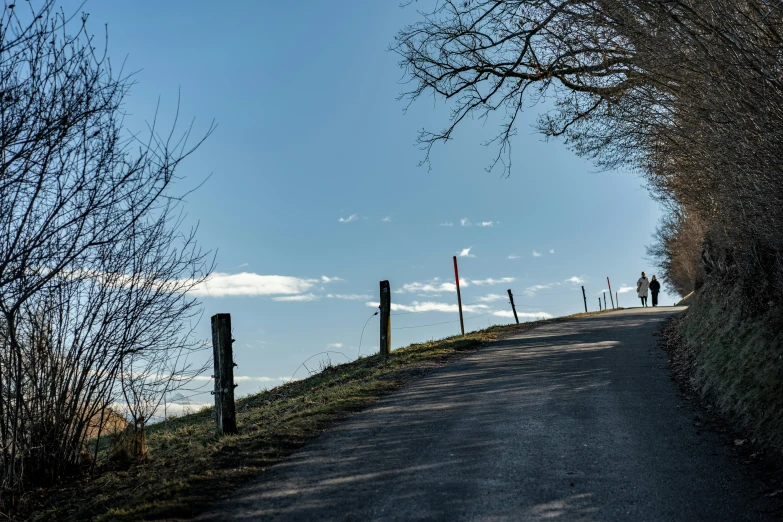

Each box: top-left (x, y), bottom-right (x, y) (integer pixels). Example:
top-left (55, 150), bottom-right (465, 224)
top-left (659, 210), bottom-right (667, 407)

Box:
top-left (200, 308), bottom-right (781, 521)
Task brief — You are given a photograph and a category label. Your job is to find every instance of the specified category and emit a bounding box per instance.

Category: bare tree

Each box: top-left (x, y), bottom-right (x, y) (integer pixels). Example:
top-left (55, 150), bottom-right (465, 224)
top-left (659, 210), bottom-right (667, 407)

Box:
top-left (647, 209), bottom-right (706, 296)
top-left (394, 0), bottom-right (783, 304)
top-left (0, 1), bottom-right (214, 497)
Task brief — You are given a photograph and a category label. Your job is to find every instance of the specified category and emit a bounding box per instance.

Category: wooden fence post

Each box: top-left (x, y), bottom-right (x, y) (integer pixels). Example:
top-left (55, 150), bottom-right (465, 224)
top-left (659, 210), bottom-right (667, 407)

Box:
top-left (598, 298), bottom-right (602, 311)
top-left (607, 277), bottom-right (615, 309)
top-left (380, 280), bottom-right (391, 356)
top-left (616, 291), bottom-right (619, 308)
top-left (603, 292), bottom-right (607, 310)
top-left (453, 256), bottom-right (465, 335)
top-left (211, 313), bottom-right (237, 436)
top-left (507, 289), bottom-right (519, 324)
top-left (581, 286), bottom-right (588, 313)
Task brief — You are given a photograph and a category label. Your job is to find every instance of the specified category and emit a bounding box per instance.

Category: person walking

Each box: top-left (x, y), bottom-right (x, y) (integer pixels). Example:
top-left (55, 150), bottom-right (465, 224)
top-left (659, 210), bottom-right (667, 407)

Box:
top-left (649, 275), bottom-right (661, 307)
top-left (637, 272), bottom-right (650, 307)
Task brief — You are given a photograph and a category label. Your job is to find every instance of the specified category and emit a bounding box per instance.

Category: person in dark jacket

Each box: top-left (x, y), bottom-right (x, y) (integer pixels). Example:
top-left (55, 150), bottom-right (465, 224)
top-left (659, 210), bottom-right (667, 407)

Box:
top-left (649, 275), bottom-right (661, 307)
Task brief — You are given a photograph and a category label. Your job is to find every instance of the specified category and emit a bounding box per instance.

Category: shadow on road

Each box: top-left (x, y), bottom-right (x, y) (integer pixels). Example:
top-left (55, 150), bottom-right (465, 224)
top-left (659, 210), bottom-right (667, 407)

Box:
top-left (200, 309), bottom-right (780, 521)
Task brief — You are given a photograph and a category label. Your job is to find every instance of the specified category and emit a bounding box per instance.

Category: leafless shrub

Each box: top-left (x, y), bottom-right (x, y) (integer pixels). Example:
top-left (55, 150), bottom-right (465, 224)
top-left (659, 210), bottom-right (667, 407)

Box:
top-left (647, 210), bottom-right (706, 296)
top-left (0, 1), bottom-right (213, 498)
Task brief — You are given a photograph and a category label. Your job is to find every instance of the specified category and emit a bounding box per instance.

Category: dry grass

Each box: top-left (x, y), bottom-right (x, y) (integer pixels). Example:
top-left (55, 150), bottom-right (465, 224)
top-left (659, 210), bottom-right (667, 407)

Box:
top-left (22, 310), bottom-right (618, 521)
top-left (676, 291), bottom-right (695, 306)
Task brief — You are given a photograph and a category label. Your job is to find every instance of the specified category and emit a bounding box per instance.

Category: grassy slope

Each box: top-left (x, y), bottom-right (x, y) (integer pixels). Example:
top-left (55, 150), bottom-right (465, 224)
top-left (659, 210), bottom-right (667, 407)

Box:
top-left (24, 312), bottom-right (611, 522)
top-left (665, 282), bottom-right (783, 457)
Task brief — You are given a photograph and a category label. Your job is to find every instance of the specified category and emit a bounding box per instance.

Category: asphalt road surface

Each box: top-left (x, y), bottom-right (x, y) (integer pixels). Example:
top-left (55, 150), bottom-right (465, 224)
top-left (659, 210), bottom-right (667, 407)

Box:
top-left (199, 308), bottom-right (781, 521)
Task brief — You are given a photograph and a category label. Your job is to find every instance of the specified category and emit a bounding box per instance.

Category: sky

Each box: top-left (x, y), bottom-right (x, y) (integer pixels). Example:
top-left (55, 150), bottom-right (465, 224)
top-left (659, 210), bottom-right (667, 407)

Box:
top-left (62, 1), bottom-right (678, 414)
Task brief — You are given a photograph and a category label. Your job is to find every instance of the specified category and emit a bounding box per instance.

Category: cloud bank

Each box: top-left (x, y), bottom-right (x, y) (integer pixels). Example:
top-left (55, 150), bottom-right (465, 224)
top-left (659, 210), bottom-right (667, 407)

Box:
top-left (190, 272), bottom-right (344, 298)
top-left (366, 301), bottom-right (552, 320)
top-left (191, 273), bottom-right (318, 297)
top-left (396, 277), bottom-right (516, 295)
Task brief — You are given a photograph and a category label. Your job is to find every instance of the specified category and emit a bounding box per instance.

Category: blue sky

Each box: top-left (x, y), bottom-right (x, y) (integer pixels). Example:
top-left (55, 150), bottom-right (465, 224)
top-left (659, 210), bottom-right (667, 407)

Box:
top-left (69, 1), bottom-right (677, 411)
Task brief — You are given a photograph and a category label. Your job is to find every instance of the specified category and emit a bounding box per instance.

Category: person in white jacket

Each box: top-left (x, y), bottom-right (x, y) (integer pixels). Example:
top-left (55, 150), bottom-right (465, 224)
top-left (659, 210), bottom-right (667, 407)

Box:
top-left (637, 272), bottom-right (650, 307)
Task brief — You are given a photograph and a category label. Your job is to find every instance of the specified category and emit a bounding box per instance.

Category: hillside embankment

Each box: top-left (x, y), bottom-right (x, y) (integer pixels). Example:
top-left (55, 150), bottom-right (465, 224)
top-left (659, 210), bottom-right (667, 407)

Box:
top-left (663, 282), bottom-right (783, 459)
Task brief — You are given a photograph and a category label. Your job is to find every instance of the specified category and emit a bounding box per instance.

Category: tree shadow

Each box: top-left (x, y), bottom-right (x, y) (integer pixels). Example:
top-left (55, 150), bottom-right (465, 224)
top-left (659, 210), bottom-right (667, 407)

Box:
top-left (198, 310), bottom-right (778, 521)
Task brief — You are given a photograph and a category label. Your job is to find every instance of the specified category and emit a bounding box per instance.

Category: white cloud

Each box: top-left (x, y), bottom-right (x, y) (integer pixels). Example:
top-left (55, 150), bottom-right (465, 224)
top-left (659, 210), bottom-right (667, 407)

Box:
top-left (397, 280), bottom-right (467, 294)
top-left (524, 283), bottom-right (553, 296)
top-left (458, 247), bottom-right (475, 257)
top-left (532, 250), bottom-right (542, 257)
top-left (460, 218), bottom-right (471, 227)
top-left (396, 277), bottom-right (514, 295)
top-left (471, 277), bottom-right (515, 286)
top-left (475, 293), bottom-right (507, 303)
top-left (326, 293), bottom-right (372, 300)
top-left (327, 343), bottom-right (344, 348)
top-left (188, 272), bottom-right (345, 299)
top-left (273, 293), bottom-right (319, 302)
top-left (549, 249), bottom-right (555, 254)
top-left (148, 377), bottom-right (287, 400)
top-left (191, 273), bottom-right (318, 297)
top-left (236, 263), bottom-right (248, 268)
top-left (493, 310), bottom-right (553, 319)
top-left (382, 216), bottom-right (392, 222)
top-left (339, 214), bottom-right (358, 223)
top-left (153, 402), bottom-right (213, 419)
top-left (477, 221), bottom-right (494, 227)
top-left (233, 375), bottom-right (292, 383)
top-left (366, 300), bottom-right (488, 314)
top-left (520, 276), bottom-right (586, 296)
top-left (508, 255), bottom-right (520, 259)
top-left (439, 222), bottom-right (453, 227)
top-left (365, 299), bottom-right (552, 320)
top-left (522, 311), bottom-right (552, 319)
top-left (618, 284), bottom-right (636, 294)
